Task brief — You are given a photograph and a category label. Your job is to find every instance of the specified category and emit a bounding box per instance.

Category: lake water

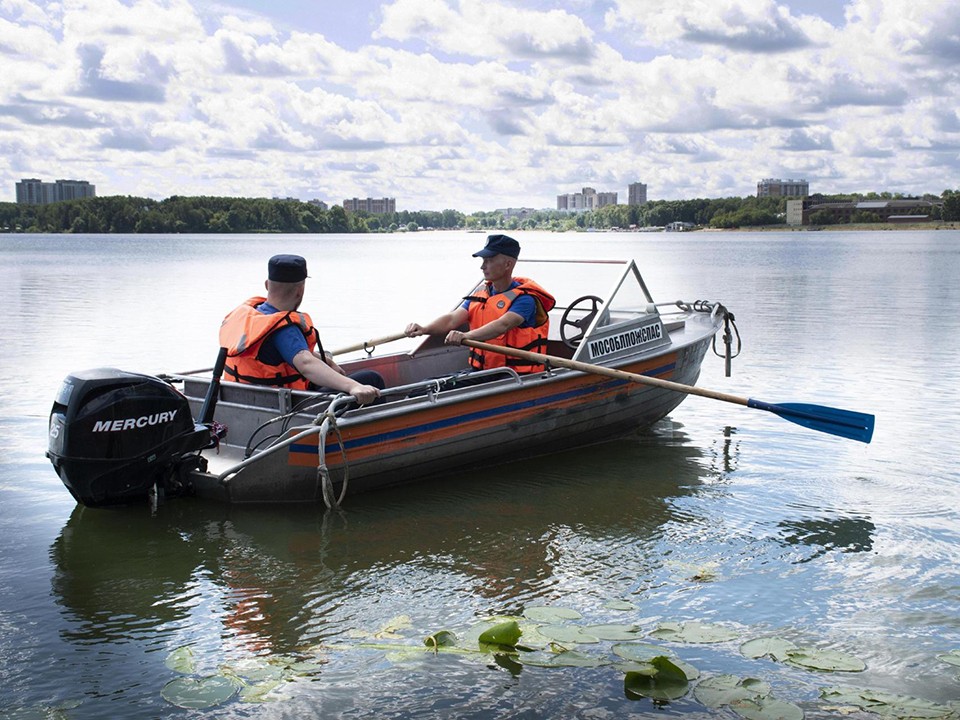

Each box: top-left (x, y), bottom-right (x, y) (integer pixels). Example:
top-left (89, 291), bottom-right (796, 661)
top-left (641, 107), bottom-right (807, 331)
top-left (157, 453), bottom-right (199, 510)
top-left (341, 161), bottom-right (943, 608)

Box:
top-left (1, 230), bottom-right (959, 718)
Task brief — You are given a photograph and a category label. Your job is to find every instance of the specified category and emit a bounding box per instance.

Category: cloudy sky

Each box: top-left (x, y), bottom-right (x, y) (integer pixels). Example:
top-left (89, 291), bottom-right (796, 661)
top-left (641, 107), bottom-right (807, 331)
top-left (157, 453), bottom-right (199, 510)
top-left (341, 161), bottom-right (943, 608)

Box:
top-left (2, 0), bottom-right (958, 211)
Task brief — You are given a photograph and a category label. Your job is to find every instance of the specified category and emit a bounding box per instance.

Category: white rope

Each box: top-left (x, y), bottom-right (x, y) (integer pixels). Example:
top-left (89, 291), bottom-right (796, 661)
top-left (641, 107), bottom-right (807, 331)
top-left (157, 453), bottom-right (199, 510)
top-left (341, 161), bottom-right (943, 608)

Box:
top-left (316, 398), bottom-right (352, 509)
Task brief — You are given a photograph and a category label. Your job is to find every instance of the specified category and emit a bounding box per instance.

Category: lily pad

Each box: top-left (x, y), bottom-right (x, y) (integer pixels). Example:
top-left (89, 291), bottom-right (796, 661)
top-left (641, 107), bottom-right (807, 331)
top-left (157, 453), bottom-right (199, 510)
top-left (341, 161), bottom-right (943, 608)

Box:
top-left (650, 621), bottom-right (739, 644)
top-left (584, 623), bottom-right (642, 640)
top-left (238, 678), bottom-right (285, 703)
top-left (374, 615), bottom-right (413, 639)
top-left (785, 647), bottom-right (865, 672)
top-left (522, 606), bottom-right (583, 623)
top-left (537, 624), bottom-right (600, 644)
top-left (936, 649), bottom-right (960, 667)
top-left (612, 642), bottom-right (674, 663)
top-left (604, 599), bottom-right (638, 611)
top-left (624, 656), bottom-right (690, 701)
top-left (671, 658), bottom-right (701, 681)
top-left (161, 675), bottom-right (240, 709)
top-left (821, 686), bottom-right (956, 719)
top-left (516, 649), bottom-right (607, 668)
top-left (478, 620), bottom-right (522, 648)
top-left (165, 646), bottom-right (197, 674)
top-left (694, 675), bottom-right (772, 708)
top-left (424, 630), bottom-right (458, 650)
top-left (731, 697), bottom-right (805, 720)
top-left (740, 637), bottom-right (799, 662)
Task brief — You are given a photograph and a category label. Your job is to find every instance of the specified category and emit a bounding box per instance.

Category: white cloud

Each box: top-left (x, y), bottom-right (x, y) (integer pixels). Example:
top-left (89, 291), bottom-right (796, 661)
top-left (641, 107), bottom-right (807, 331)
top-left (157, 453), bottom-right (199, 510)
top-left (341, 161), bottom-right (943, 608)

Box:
top-left (376, 0), bottom-right (596, 61)
top-left (604, 0), bottom-right (821, 53)
top-left (0, 0), bottom-right (957, 209)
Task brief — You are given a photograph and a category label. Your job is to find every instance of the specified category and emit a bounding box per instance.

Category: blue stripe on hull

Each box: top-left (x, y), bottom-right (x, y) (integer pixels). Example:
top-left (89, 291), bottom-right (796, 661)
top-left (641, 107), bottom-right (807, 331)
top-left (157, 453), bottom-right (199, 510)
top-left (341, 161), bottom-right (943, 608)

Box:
top-left (290, 361), bottom-right (677, 456)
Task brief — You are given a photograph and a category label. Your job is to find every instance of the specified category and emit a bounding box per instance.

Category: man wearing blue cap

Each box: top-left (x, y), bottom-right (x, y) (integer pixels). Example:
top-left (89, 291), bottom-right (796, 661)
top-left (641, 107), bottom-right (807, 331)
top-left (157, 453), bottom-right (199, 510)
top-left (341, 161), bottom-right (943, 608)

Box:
top-left (219, 254), bottom-right (383, 403)
top-left (405, 235), bottom-right (555, 374)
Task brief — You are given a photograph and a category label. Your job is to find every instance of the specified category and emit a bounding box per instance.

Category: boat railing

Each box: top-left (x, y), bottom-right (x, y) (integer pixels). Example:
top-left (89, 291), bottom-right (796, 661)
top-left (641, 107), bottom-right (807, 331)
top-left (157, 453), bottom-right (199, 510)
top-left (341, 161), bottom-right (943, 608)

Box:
top-left (218, 367), bottom-right (525, 486)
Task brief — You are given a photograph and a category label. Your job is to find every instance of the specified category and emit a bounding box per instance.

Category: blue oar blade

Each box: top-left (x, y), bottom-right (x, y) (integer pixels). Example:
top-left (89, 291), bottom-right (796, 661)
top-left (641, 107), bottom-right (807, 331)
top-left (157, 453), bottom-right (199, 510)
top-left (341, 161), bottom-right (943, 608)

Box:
top-left (747, 400), bottom-right (875, 443)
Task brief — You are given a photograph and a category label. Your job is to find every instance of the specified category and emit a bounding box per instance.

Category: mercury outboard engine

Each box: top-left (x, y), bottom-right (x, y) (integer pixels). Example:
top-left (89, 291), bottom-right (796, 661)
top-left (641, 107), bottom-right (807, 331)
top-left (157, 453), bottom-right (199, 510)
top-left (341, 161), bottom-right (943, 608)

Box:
top-left (47, 368), bottom-right (213, 507)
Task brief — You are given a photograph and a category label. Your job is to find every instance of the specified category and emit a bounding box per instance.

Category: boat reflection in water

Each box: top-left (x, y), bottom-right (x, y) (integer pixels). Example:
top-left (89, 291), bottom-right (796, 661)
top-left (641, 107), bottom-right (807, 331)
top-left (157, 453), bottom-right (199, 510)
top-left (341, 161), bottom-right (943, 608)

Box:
top-left (50, 429), bottom-right (713, 656)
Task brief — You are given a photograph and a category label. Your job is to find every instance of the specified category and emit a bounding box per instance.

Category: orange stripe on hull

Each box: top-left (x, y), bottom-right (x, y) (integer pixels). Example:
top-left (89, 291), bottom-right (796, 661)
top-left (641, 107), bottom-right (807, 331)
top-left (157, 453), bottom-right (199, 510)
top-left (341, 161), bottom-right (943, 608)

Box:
top-left (287, 353), bottom-right (679, 468)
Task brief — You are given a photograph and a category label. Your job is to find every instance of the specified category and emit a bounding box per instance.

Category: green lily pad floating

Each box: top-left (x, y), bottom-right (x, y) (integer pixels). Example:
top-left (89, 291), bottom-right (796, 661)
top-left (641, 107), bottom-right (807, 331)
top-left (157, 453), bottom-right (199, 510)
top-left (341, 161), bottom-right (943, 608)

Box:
top-left (694, 675), bottom-right (772, 708)
top-left (740, 637), bottom-right (798, 662)
top-left (537, 624), bottom-right (600, 644)
top-left (515, 623), bottom-right (552, 650)
top-left (603, 599), bottom-right (637, 611)
top-left (161, 675), bottom-right (240, 709)
top-left (612, 642), bottom-right (674, 663)
top-left (730, 697), bottom-right (804, 720)
top-left (424, 630), bottom-right (458, 650)
top-left (671, 658), bottom-right (701, 681)
top-left (624, 656), bottom-right (690, 701)
top-left (523, 605), bottom-right (582, 623)
top-left (936, 649), bottom-right (960, 667)
top-left (784, 647), bottom-right (865, 672)
top-left (239, 678), bottom-right (285, 703)
top-left (583, 623), bottom-right (642, 641)
top-left (517, 649), bottom-right (608, 668)
top-left (165, 646), bottom-right (197, 674)
top-left (374, 615), bottom-right (413, 639)
top-left (650, 621), bottom-right (739, 644)
top-left (478, 620), bottom-right (522, 648)
top-left (821, 686), bottom-right (957, 719)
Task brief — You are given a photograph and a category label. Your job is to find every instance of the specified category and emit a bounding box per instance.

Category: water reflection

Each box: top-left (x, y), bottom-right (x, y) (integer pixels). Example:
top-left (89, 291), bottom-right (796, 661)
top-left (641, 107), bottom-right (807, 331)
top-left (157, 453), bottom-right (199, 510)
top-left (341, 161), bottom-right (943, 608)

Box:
top-left (777, 515), bottom-right (876, 563)
top-left (49, 433), bottom-right (712, 657)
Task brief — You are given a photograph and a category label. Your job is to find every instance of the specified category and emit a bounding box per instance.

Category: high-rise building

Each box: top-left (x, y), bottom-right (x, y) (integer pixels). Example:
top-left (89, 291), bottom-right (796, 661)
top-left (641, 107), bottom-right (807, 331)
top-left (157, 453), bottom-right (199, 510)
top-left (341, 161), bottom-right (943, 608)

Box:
top-left (757, 178), bottom-right (808, 198)
top-left (557, 187), bottom-right (617, 211)
top-left (343, 197), bottom-right (396, 214)
top-left (15, 178), bottom-right (96, 204)
top-left (628, 182), bottom-right (647, 206)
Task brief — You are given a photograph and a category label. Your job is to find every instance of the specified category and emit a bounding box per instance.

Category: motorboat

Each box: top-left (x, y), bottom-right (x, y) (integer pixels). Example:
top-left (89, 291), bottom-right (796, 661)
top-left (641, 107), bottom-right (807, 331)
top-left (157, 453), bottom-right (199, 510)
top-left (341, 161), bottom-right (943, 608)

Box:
top-left (47, 258), bottom-right (743, 508)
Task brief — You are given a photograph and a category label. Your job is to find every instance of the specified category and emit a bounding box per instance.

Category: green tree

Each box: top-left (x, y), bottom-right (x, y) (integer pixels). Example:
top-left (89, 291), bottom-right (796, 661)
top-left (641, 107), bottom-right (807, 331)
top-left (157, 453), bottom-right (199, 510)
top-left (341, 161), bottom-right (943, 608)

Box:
top-left (328, 205), bottom-right (350, 232)
top-left (942, 190), bottom-right (960, 221)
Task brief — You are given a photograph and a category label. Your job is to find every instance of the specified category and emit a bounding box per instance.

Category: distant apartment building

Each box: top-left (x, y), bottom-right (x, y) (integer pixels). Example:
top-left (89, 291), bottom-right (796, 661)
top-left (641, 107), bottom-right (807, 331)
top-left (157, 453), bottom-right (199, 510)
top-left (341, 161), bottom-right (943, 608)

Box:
top-left (557, 187), bottom-right (617, 212)
top-left (343, 197), bottom-right (396, 214)
top-left (786, 197), bottom-right (940, 226)
top-left (16, 178), bottom-right (96, 205)
top-left (628, 182), bottom-right (648, 206)
top-left (757, 178), bottom-right (808, 198)
top-left (498, 207), bottom-right (537, 219)
top-left (307, 199), bottom-right (329, 211)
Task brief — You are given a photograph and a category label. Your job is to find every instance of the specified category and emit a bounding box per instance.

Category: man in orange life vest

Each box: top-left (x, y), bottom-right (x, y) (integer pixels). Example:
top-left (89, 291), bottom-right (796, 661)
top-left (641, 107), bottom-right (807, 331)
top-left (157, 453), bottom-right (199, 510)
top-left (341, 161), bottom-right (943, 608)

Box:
top-left (404, 234), bottom-right (555, 374)
top-left (219, 254), bottom-right (382, 404)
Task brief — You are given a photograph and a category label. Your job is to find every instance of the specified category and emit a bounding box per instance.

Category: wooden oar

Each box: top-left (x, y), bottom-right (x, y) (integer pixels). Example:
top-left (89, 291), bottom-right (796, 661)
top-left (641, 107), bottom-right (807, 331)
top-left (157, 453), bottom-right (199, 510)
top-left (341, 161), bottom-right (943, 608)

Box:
top-left (330, 331), bottom-right (408, 356)
top-left (174, 332), bottom-right (410, 375)
top-left (462, 339), bottom-right (875, 444)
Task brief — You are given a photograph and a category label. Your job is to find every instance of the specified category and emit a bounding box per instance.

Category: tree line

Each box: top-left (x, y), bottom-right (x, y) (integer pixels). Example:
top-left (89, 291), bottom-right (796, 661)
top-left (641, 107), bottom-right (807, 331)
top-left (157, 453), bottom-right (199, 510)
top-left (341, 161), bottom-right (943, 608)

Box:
top-left (2, 190), bottom-right (958, 234)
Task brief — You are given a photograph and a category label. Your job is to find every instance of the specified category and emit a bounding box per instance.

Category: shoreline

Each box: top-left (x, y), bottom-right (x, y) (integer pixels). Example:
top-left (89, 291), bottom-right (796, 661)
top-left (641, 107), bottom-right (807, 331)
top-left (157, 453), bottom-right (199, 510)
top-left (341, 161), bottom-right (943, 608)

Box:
top-left (701, 221), bottom-right (960, 233)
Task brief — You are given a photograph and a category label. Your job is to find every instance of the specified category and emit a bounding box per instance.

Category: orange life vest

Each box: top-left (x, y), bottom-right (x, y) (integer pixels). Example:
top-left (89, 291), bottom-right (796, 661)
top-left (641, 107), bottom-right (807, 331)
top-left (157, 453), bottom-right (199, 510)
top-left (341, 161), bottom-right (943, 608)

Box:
top-left (465, 277), bottom-right (556, 374)
top-left (219, 297), bottom-right (319, 390)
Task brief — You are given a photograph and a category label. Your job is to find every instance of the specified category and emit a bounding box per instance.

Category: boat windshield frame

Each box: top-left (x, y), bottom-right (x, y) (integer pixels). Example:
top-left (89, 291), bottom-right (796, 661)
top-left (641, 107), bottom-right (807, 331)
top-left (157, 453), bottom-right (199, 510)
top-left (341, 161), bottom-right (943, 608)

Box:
top-left (519, 258), bottom-right (658, 362)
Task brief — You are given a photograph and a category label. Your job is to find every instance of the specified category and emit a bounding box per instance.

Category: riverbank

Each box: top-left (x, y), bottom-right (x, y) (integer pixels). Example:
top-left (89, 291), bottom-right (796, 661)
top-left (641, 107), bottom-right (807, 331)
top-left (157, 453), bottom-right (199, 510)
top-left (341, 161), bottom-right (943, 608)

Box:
top-left (702, 221), bottom-right (960, 232)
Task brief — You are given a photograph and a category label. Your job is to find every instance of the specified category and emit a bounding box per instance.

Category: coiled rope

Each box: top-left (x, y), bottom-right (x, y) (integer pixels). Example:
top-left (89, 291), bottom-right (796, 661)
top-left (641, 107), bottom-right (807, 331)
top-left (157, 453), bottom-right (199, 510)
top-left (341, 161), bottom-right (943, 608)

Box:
top-left (315, 396), bottom-right (353, 509)
top-left (677, 300), bottom-right (741, 376)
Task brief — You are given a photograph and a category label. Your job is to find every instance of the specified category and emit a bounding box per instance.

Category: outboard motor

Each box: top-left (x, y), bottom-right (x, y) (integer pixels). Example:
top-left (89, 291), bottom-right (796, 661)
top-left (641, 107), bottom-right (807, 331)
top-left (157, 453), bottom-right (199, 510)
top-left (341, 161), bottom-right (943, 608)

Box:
top-left (47, 369), bottom-right (212, 507)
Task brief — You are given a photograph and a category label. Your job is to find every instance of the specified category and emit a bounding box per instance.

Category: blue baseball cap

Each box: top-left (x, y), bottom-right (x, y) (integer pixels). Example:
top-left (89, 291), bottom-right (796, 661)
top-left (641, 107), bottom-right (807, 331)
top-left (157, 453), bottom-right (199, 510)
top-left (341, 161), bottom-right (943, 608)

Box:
top-left (472, 234), bottom-right (520, 259)
top-left (268, 254), bottom-right (309, 282)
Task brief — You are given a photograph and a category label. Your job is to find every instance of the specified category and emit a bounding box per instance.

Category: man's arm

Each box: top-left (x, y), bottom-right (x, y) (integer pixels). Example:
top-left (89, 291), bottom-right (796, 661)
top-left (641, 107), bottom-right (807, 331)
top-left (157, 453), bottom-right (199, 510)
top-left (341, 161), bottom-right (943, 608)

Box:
top-left (405, 307), bottom-right (469, 337)
top-left (292, 351), bottom-right (380, 404)
top-left (445, 311), bottom-right (524, 345)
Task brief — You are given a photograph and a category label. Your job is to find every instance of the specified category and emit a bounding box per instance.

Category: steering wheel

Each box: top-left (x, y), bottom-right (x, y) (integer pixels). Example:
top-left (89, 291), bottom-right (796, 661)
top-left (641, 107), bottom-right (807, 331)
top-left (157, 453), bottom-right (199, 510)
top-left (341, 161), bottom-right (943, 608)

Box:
top-left (560, 295), bottom-right (604, 348)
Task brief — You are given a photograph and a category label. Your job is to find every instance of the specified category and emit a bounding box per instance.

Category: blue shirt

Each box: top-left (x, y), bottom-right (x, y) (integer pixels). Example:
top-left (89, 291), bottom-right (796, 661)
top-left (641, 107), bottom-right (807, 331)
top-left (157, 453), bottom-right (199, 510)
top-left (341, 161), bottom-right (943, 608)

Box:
top-left (461, 281), bottom-right (537, 327)
top-left (255, 301), bottom-right (310, 366)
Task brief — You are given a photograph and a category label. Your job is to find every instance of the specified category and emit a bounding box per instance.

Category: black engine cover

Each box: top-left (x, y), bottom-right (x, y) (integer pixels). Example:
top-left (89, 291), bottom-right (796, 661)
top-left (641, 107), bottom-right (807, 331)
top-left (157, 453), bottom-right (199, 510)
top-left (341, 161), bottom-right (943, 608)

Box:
top-left (47, 369), bottom-right (209, 507)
